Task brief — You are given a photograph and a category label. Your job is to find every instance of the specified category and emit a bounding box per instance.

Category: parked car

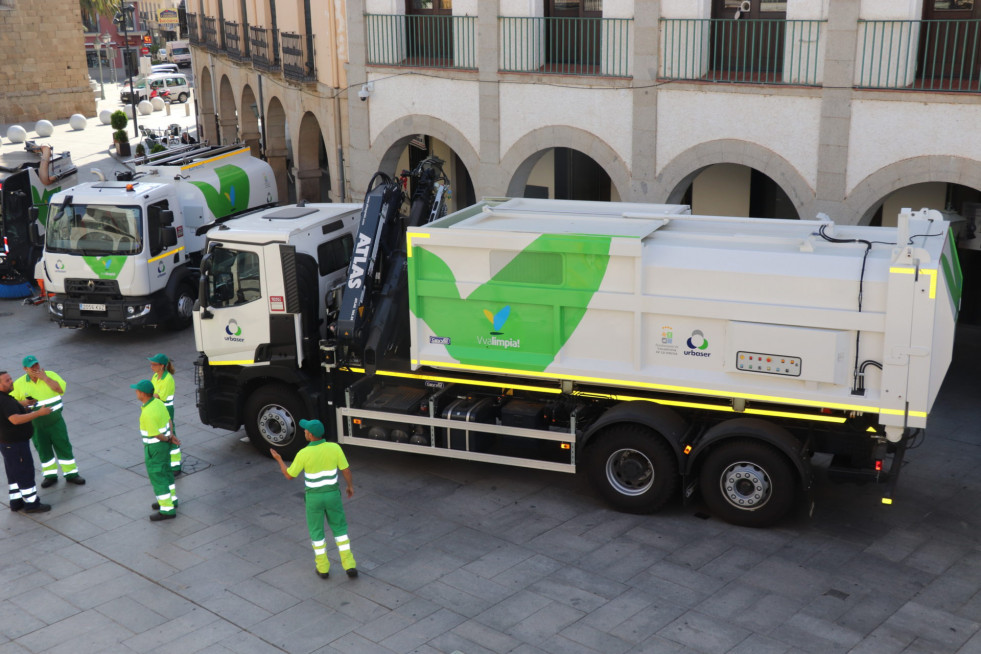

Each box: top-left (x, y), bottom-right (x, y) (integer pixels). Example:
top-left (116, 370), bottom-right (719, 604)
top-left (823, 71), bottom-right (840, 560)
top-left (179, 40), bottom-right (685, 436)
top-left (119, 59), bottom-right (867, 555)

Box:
top-left (120, 73), bottom-right (191, 104)
top-left (151, 63), bottom-right (179, 75)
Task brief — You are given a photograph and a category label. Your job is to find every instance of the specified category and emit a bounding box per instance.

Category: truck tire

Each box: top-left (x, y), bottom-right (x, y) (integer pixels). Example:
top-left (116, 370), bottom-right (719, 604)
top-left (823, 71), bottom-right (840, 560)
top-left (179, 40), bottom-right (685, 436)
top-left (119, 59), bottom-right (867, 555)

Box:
top-left (245, 385), bottom-right (306, 459)
top-left (585, 425), bottom-right (679, 514)
top-left (699, 440), bottom-right (796, 528)
top-left (167, 281), bottom-right (195, 330)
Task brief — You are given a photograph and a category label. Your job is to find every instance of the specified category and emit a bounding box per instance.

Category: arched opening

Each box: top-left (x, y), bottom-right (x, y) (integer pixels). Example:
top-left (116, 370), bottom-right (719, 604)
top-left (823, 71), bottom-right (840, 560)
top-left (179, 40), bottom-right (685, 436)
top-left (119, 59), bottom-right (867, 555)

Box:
top-left (265, 96), bottom-right (289, 204)
top-left (240, 85), bottom-right (261, 158)
top-left (675, 164), bottom-right (799, 219)
top-left (218, 75), bottom-right (238, 145)
top-left (379, 134), bottom-right (476, 213)
top-left (508, 148), bottom-right (616, 201)
top-left (296, 112), bottom-right (331, 203)
top-left (867, 182), bottom-right (981, 323)
top-left (197, 66), bottom-right (216, 144)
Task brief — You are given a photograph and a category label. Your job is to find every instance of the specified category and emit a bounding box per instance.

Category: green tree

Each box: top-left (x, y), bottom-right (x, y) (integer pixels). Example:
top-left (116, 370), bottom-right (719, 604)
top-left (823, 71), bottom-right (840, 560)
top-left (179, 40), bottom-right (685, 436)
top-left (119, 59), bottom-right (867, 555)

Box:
top-left (80, 0), bottom-right (120, 18)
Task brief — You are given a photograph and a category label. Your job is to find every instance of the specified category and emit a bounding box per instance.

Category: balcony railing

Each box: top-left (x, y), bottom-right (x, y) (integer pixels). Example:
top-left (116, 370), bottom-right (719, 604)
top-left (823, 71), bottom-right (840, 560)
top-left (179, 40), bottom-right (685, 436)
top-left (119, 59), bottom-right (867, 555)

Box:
top-left (365, 13), bottom-right (477, 70)
top-left (187, 13), bottom-right (201, 46)
top-left (250, 26), bottom-right (280, 73)
top-left (223, 20), bottom-right (247, 61)
top-left (500, 16), bottom-right (632, 78)
top-left (282, 31), bottom-right (316, 82)
top-left (857, 19), bottom-right (981, 93)
top-left (660, 18), bottom-right (825, 86)
top-left (203, 16), bottom-right (220, 53)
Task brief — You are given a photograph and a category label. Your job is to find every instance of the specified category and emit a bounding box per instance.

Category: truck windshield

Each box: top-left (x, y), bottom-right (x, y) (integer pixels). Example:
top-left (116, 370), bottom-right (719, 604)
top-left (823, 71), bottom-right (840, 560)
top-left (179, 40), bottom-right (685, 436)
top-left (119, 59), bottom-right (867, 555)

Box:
top-left (46, 203), bottom-right (143, 255)
top-left (205, 246), bottom-right (261, 309)
top-left (172, 48), bottom-right (190, 56)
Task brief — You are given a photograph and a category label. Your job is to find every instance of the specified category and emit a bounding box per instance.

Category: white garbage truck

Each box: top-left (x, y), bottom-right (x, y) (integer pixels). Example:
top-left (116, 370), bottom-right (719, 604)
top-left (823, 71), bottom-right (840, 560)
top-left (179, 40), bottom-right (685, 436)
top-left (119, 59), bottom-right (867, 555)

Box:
top-left (191, 182), bottom-right (960, 526)
top-left (42, 144), bottom-right (276, 330)
top-left (0, 142), bottom-right (77, 284)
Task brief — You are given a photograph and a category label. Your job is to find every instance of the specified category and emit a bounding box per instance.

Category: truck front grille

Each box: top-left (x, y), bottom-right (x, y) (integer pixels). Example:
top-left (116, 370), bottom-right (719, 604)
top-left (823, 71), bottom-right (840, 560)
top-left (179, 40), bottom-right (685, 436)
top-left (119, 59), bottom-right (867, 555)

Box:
top-left (65, 278), bottom-right (120, 296)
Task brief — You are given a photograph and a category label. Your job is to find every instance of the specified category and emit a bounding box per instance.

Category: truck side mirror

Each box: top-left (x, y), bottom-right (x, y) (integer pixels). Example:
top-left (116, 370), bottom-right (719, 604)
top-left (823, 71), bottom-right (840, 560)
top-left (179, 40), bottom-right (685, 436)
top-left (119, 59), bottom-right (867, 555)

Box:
top-left (159, 209), bottom-right (174, 226)
top-left (160, 226), bottom-right (177, 248)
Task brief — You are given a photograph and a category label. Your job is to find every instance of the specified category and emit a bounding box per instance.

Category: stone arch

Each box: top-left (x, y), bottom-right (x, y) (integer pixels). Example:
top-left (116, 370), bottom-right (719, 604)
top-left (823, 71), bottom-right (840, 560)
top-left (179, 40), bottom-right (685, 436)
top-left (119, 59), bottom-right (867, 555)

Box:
top-left (656, 139), bottom-right (815, 217)
top-left (265, 96), bottom-right (289, 204)
top-left (846, 156), bottom-right (981, 225)
top-left (197, 66), bottom-right (216, 144)
top-left (500, 126), bottom-right (630, 201)
top-left (368, 114), bottom-right (480, 195)
top-left (218, 75), bottom-right (238, 145)
top-left (296, 112), bottom-right (329, 203)
top-left (240, 84), bottom-right (260, 157)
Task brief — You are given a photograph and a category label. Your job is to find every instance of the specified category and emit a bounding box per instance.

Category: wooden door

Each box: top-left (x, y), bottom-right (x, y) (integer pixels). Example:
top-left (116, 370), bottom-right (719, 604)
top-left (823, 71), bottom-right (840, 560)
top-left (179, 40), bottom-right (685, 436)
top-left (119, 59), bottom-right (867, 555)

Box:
top-left (920, 0), bottom-right (981, 87)
top-left (545, 1), bottom-right (602, 73)
top-left (406, 0), bottom-right (453, 66)
top-left (710, 0), bottom-right (787, 82)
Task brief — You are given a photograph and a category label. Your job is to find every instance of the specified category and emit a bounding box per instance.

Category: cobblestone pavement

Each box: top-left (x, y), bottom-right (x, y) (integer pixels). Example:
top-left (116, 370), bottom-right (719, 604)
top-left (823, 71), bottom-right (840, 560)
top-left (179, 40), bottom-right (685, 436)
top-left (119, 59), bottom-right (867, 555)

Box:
top-left (1, 126), bottom-right (981, 654)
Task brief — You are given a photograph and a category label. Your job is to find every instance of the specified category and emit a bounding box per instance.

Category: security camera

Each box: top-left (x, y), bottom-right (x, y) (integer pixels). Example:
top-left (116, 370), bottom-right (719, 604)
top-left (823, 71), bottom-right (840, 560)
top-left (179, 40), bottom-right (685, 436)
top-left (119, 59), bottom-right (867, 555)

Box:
top-left (358, 82), bottom-right (373, 102)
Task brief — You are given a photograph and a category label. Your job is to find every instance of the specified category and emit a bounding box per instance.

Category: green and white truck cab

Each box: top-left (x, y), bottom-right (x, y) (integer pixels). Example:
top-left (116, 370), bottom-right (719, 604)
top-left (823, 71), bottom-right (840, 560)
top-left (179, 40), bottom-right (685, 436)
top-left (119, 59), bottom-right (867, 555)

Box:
top-left (42, 145), bottom-right (276, 330)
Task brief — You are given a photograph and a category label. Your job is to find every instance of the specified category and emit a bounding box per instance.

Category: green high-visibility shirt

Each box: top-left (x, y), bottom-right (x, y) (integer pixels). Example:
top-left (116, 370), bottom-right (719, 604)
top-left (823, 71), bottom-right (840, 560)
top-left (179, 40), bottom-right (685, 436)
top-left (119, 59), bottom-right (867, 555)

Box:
top-left (151, 371), bottom-right (175, 408)
top-left (287, 439), bottom-right (349, 493)
top-left (11, 371), bottom-right (67, 413)
top-left (140, 397), bottom-right (171, 445)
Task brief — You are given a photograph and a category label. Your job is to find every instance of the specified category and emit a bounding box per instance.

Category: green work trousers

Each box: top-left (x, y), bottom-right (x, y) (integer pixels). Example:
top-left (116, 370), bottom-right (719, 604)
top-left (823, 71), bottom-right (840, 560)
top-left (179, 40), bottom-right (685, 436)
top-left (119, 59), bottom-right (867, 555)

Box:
top-left (305, 490), bottom-right (355, 573)
top-left (144, 441), bottom-right (176, 514)
top-left (167, 405), bottom-right (181, 472)
top-left (31, 412), bottom-right (78, 479)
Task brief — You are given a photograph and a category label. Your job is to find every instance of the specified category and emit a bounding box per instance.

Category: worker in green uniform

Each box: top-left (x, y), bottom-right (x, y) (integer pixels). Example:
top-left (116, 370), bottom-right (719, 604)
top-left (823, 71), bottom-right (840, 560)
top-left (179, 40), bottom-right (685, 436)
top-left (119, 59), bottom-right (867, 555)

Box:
top-left (132, 379), bottom-right (179, 521)
top-left (270, 419), bottom-right (357, 579)
top-left (11, 355), bottom-right (85, 488)
top-left (148, 353), bottom-right (180, 478)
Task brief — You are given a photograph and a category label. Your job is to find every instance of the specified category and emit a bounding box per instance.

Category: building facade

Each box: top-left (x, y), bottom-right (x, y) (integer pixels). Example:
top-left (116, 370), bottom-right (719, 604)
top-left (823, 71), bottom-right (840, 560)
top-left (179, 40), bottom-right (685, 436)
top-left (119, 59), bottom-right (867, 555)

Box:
top-left (0, 0), bottom-right (96, 123)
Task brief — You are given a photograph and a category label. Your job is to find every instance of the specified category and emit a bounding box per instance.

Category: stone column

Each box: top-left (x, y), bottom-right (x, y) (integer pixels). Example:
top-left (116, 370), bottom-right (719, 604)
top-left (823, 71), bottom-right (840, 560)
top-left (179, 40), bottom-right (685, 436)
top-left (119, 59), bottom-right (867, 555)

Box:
top-left (296, 166), bottom-right (321, 203)
top-left (218, 117), bottom-right (239, 145)
top-left (266, 146), bottom-right (289, 205)
top-left (630, 1), bottom-right (660, 202)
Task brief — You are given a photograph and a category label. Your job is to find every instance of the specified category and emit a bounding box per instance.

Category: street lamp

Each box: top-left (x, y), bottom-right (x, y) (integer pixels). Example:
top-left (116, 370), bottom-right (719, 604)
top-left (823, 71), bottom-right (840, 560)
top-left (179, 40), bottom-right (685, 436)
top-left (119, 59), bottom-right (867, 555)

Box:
top-left (113, 1), bottom-right (139, 140)
top-left (96, 33), bottom-right (111, 101)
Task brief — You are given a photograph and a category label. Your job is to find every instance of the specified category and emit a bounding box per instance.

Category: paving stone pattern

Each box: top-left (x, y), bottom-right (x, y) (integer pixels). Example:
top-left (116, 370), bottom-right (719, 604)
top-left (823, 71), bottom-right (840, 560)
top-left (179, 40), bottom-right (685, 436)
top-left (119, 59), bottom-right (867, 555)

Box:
top-left (1, 130), bottom-right (980, 652)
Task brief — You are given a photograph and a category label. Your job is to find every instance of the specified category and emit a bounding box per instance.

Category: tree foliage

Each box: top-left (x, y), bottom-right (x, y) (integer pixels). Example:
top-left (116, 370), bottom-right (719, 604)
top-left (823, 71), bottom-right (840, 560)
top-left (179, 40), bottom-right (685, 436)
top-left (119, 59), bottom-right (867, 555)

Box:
top-left (80, 0), bottom-right (121, 20)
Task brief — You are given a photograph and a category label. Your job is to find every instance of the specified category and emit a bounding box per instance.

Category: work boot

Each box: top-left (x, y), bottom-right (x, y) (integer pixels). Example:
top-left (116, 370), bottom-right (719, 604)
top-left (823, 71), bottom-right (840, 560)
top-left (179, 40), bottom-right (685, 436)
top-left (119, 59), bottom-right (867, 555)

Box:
top-left (149, 512), bottom-right (176, 521)
top-left (317, 570), bottom-right (329, 579)
top-left (24, 502), bottom-right (51, 513)
top-left (40, 477), bottom-right (57, 488)
top-left (9, 499), bottom-right (24, 512)
top-left (65, 475), bottom-right (86, 485)
top-left (346, 568), bottom-right (358, 578)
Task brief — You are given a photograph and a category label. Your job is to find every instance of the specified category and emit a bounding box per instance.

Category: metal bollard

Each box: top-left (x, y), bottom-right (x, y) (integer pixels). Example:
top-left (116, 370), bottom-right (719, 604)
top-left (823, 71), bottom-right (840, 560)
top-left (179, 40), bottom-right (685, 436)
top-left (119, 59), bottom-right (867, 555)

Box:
top-left (166, 103), bottom-right (171, 116)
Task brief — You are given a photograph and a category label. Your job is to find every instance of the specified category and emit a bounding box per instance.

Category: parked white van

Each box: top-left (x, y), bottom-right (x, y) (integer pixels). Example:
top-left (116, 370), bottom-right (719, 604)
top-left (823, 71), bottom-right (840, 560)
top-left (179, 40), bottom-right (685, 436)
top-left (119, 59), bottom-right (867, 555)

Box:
top-left (120, 73), bottom-right (191, 104)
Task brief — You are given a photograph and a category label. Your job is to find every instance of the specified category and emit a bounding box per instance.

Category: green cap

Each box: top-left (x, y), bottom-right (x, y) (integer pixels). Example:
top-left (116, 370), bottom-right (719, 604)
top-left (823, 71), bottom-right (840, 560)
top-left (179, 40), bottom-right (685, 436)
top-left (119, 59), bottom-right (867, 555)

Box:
top-left (147, 353), bottom-right (169, 365)
top-left (299, 419), bottom-right (325, 438)
top-left (22, 355), bottom-right (38, 368)
top-left (130, 379), bottom-right (155, 394)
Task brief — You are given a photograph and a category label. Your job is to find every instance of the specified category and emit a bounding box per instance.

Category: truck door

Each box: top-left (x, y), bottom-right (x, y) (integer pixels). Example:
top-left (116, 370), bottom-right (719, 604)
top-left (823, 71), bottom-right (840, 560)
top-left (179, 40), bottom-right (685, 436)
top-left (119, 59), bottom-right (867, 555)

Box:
top-left (194, 244), bottom-right (269, 364)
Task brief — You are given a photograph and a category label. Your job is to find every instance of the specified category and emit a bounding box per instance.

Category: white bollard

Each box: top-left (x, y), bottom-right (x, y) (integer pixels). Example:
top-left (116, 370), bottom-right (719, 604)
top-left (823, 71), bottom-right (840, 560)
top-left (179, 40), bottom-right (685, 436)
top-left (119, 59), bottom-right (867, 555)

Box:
top-left (99, 109), bottom-right (114, 125)
top-left (150, 97), bottom-right (166, 112)
top-left (69, 114), bottom-right (88, 130)
top-left (35, 120), bottom-right (54, 137)
top-left (138, 100), bottom-right (153, 116)
top-left (6, 125), bottom-right (27, 143)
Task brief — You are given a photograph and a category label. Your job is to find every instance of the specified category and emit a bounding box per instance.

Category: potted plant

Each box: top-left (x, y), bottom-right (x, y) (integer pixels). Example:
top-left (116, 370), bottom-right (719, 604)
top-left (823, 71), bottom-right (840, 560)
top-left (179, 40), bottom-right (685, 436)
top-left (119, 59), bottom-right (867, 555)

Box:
top-left (135, 142), bottom-right (146, 159)
top-left (111, 110), bottom-right (131, 157)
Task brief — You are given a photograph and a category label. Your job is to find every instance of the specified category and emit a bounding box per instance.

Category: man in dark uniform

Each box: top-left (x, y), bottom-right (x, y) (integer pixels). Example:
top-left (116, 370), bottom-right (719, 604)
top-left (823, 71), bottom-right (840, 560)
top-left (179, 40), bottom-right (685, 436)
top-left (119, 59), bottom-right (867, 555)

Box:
top-left (0, 370), bottom-right (53, 513)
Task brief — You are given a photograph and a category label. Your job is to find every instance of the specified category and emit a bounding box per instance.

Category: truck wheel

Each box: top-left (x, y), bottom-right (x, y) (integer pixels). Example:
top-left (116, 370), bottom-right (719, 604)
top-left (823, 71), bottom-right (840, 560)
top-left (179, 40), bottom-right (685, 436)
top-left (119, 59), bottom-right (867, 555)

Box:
top-left (167, 282), bottom-right (195, 330)
top-left (699, 440), bottom-right (796, 528)
top-left (178, 92), bottom-right (188, 103)
top-left (245, 385), bottom-right (306, 459)
top-left (585, 425), bottom-right (678, 514)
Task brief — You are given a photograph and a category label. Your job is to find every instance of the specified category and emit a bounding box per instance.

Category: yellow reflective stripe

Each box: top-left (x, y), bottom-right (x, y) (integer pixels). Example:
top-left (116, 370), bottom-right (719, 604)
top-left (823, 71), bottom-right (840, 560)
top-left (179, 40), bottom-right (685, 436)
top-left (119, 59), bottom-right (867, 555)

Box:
top-left (148, 246), bottom-right (185, 263)
top-left (346, 366), bottom-right (562, 395)
top-left (405, 231), bottom-right (430, 258)
top-left (416, 359), bottom-right (885, 412)
top-left (881, 497), bottom-right (893, 505)
top-left (890, 266), bottom-right (937, 299)
top-left (209, 359), bottom-right (255, 366)
top-left (180, 146), bottom-right (251, 171)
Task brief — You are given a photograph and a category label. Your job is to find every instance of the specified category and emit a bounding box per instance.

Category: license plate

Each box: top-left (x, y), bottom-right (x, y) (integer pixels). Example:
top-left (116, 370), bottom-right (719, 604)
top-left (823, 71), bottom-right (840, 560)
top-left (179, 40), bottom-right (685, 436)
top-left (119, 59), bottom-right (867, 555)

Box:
top-left (80, 303), bottom-right (106, 311)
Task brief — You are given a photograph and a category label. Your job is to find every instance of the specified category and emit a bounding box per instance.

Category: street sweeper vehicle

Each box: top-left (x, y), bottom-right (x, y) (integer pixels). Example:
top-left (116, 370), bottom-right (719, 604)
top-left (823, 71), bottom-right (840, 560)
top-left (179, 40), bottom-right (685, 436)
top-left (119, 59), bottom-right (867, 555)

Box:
top-left (40, 143), bottom-right (276, 330)
top-left (0, 142), bottom-right (77, 294)
top-left (191, 168), bottom-right (960, 527)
